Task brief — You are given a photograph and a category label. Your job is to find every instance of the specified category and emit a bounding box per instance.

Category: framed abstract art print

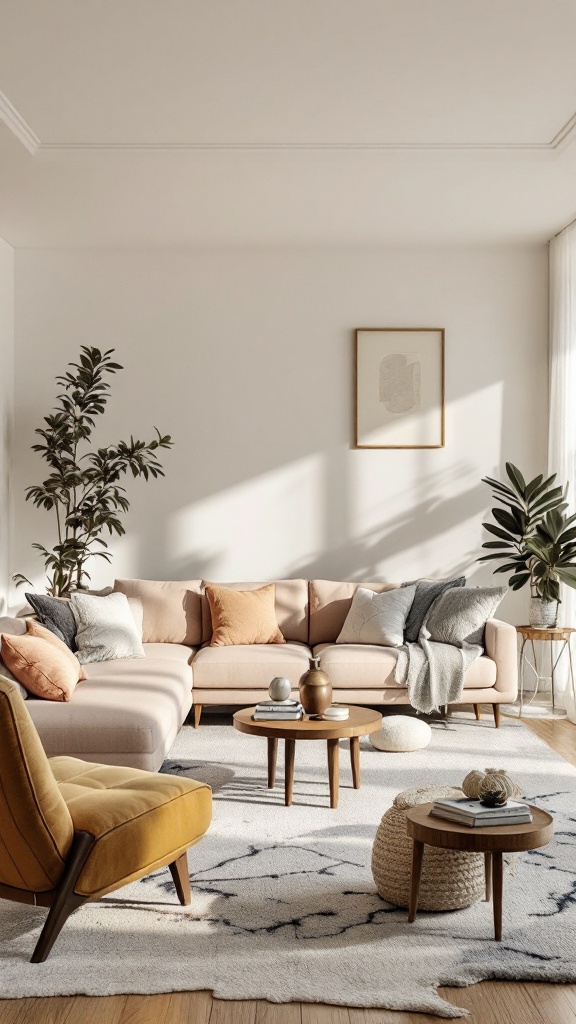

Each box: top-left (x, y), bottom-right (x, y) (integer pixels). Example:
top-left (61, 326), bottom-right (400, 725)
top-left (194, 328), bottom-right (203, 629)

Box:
top-left (354, 328), bottom-right (445, 449)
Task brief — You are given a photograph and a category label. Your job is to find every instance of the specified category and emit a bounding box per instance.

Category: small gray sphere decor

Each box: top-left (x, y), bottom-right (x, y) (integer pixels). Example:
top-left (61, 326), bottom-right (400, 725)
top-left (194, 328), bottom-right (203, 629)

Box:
top-left (268, 676), bottom-right (292, 701)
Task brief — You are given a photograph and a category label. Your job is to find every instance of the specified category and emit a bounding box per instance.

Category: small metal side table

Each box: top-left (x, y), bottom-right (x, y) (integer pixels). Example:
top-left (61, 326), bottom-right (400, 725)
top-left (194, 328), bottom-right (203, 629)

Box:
top-left (516, 625), bottom-right (576, 718)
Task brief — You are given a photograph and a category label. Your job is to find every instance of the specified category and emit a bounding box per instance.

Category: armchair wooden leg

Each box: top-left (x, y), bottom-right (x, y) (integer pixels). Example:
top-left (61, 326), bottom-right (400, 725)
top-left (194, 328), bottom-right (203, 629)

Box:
top-left (473, 704), bottom-right (481, 720)
top-left (492, 703), bottom-right (501, 728)
top-left (169, 852), bottom-right (191, 906)
top-left (31, 830), bottom-right (96, 963)
top-left (193, 704), bottom-right (202, 728)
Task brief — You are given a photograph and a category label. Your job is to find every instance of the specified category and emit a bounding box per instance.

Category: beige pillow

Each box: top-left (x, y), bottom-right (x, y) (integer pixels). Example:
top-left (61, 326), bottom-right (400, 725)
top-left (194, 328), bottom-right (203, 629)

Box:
top-left (113, 579), bottom-right (203, 645)
top-left (1, 633), bottom-right (84, 702)
top-left (205, 583), bottom-right (286, 647)
top-left (26, 619), bottom-right (87, 680)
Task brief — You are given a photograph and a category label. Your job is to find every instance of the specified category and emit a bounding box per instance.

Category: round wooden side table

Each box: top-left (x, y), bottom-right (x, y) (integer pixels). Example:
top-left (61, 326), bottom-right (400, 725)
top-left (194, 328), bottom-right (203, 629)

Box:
top-left (516, 625), bottom-right (576, 717)
top-left (233, 706), bottom-right (382, 808)
top-left (405, 802), bottom-right (554, 940)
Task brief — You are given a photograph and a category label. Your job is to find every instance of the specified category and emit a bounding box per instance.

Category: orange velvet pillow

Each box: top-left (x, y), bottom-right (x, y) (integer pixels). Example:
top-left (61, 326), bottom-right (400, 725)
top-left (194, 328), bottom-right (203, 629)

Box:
top-left (205, 583), bottom-right (286, 647)
top-left (1, 633), bottom-right (84, 702)
top-left (26, 619), bottom-right (87, 681)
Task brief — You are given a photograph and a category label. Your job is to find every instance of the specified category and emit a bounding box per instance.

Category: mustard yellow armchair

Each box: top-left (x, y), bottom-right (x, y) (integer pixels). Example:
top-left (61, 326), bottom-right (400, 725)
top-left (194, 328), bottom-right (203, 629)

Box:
top-left (0, 677), bottom-right (212, 962)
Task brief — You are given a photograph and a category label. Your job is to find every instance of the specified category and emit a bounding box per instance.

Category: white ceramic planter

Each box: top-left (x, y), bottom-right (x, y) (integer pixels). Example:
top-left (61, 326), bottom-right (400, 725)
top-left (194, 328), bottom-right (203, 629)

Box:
top-left (528, 598), bottom-right (558, 629)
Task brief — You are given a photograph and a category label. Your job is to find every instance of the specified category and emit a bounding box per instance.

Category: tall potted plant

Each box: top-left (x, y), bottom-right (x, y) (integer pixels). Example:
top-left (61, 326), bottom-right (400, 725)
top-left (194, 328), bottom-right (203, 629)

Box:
top-left (480, 463), bottom-right (576, 627)
top-left (14, 346), bottom-right (173, 596)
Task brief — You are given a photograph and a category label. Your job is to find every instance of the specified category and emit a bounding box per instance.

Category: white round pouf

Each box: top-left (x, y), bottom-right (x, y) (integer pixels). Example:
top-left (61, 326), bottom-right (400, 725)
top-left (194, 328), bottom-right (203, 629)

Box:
top-left (369, 716), bottom-right (432, 752)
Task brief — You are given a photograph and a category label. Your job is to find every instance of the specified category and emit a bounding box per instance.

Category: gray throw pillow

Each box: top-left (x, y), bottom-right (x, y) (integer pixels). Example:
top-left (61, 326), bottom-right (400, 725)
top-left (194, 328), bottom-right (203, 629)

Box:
top-left (401, 577), bottom-right (466, 643)
top-left (426, 586), bottom-right (507, 646)
top-left (336, 586), bottom-right (416, 647)
top-left (71, 592), bottom-right (145, 664)
top-left (25, 593), bottom-right (78, 651)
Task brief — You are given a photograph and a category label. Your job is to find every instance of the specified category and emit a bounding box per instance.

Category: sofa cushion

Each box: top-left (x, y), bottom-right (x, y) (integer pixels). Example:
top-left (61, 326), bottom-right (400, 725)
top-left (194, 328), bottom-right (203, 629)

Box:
top-left (113, 579), bottom-right (203, 646)
top-left (71, 592), bottom-right (145, 664)
top-left (426, 586), bottom-right (507, 646)
top-left (401, 577), bottom-right (466, 643)
top-left (191, 641), bottom-right (311, 689)
top-left (337, 585), bottom-right (416, 647)
top-left (26, 620), bottom-right (88, 681)
top-left (25, 643), bottom-right (194, 771)
top-left (25, 593), bottom-right (78, 651)
top-left (309, 580), bottom-right (398, 646)
top-left (200, 579), bottom-right (309, 644)
top-left (314, 643), bottom-right (497, 690)
top-left (313, 642), bottom-right (400, 688)
top-left (1, 633), bottom-right (84, 702)
top-left (205, 583), bottom-right (285, 646)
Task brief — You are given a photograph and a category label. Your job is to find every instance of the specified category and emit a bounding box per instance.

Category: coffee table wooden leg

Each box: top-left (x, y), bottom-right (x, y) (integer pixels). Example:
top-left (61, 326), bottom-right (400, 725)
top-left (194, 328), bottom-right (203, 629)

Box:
top-left (484, 852), bottom-right (492, 901)
top-left (408, 840), bottom-right (425, 923)
top-left (350, 736), bottom-right (361, 789)
top-left (267, 737), bottom-right (278, 789)
top-left (284, 739), bottom-right (295, 806)
top-left (327, 738), bottom-right (339, 808)
top-left (492, 851), bottom-right (503, 940)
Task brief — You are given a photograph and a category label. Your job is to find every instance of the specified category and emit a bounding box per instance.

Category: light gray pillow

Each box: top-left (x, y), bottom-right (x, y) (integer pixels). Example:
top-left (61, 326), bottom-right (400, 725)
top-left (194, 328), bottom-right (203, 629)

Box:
top-left (336, 586), bottom-right (416, 647)
top-left (426, 587), bottom-right (507, 646)
top-left (71, 592), bottom-right (145, 664)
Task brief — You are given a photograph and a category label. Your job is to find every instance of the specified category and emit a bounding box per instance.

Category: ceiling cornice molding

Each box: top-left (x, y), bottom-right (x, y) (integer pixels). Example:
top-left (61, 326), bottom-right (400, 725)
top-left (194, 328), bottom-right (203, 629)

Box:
top-left (1, 88), bottom-right (575, 156)
top-left (0, 90), bottom-right (40, 155)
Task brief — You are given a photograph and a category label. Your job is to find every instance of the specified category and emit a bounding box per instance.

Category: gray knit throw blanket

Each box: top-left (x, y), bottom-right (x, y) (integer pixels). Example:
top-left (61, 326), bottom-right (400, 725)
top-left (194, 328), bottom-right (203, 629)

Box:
top-left (395, 630), bottom-right (481, 714)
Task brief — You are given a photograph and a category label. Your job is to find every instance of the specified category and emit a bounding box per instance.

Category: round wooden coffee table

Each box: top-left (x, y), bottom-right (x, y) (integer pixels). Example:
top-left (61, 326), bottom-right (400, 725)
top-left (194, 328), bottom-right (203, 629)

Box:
top-left (405, 802), bottom-right (554, 940)
top-left (233, 706), bottom-right (382, 808)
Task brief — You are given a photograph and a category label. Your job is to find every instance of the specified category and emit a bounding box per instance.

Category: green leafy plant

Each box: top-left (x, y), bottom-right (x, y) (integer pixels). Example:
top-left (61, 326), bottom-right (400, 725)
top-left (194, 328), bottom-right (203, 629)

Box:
top-left (14, 347), bottom-right (173, 596)
top-left (479, 462), bottom-right (576, 604)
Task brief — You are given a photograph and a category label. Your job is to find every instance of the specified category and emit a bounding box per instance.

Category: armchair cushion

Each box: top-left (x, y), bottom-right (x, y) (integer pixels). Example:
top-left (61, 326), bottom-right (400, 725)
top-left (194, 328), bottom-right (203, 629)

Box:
top-left (51, 756), bottom-right (212, 898)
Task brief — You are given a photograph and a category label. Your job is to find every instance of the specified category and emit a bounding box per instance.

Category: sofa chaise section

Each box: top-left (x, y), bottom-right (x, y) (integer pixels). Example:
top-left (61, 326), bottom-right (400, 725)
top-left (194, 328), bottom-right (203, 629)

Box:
top-left (26, 643), bottom-right (194, 771)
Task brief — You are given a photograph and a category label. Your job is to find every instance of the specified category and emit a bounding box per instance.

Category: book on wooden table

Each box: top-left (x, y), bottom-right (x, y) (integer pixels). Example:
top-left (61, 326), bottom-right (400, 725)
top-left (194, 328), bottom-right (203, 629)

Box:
top-left (431, 798), bottom-right (532, 827)
top-left (252, 710), bottom-right (304, 721)
top-left (255, 699), bottom-right (301, 710)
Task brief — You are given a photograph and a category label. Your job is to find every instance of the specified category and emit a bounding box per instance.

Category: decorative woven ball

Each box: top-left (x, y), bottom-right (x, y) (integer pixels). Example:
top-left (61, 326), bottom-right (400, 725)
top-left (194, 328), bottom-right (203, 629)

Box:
top-left (369, 716), bottom-right (432, 752)
top-left (371, 785), bottom-right (485, 911)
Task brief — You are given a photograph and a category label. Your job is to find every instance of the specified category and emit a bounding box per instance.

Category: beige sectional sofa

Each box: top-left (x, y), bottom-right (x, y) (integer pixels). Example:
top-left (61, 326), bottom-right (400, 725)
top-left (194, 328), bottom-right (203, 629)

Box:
top-left (6, 578), bottom-right (517, 772)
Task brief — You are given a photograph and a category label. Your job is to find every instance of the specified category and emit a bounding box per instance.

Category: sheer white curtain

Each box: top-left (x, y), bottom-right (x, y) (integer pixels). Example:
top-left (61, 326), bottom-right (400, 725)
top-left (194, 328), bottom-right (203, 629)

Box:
top-left (548, 222), bottom-right (576, 722)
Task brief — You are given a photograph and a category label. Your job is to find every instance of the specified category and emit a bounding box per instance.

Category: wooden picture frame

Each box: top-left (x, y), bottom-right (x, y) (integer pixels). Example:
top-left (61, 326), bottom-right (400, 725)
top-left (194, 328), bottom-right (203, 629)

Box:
top-left (354, 328), bottom-right (445, 449)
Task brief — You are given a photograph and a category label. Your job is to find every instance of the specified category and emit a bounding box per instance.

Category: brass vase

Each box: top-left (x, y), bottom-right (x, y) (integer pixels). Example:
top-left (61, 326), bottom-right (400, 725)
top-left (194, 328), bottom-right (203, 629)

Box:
top-left (299, 656), bottom-right (332, 716)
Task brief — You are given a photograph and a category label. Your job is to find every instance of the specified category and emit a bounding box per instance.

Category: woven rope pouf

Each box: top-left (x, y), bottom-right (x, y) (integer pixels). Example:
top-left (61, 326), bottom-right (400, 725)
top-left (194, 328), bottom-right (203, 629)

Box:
top-left (371, 785), bottom-right (485, 911)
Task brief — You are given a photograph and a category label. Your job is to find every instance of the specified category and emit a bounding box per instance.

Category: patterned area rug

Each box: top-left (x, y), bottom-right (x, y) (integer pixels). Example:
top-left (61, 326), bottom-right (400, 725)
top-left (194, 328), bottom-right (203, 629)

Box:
top-left (1, 712), bottom-right (576, 1017)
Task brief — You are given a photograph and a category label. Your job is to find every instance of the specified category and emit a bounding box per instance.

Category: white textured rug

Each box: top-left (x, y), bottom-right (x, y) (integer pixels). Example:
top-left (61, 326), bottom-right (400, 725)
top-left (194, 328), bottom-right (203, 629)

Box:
top-left (1, 712), bottom-right (576, 1018)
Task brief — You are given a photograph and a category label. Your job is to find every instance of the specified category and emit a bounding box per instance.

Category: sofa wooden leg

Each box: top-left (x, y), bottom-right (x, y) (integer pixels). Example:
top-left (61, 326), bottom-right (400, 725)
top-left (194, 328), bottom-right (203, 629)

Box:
top-left (492, 703), bottom-right (501, 728)
top-left (193, 704), bottom-right (202, 728)
top-left (473, 704), bottom-right (481, 721)
top-left (31, 830), bottom-right (95, 963)
top-left (169, 852), bottom-right (191, 906)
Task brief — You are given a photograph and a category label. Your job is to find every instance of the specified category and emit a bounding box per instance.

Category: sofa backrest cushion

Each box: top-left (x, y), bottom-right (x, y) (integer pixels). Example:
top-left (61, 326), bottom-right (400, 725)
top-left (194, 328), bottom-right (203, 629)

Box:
top-left (200, 579), bottom-right (309, 644)
top-left (113, 579), bottom-right (203, 646)
top-left (309, 580), bottom-right (399, 645)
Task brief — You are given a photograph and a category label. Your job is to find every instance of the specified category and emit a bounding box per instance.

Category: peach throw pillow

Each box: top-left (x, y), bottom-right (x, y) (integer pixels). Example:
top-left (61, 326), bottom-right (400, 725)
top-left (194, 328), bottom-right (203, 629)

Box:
top-left (26, 619), bottom-right (87, 680)
top-left (1, 633), bottom-right (84, 702)
top-left (205, 583), bottom-right (286, 647)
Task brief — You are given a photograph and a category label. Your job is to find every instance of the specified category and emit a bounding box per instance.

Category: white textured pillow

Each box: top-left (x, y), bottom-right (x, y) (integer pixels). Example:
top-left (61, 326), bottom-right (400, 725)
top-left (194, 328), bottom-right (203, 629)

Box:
top-left (71, 592), bottom-right (145, 664)
top-left (336, 586), bottom-right (416, 647)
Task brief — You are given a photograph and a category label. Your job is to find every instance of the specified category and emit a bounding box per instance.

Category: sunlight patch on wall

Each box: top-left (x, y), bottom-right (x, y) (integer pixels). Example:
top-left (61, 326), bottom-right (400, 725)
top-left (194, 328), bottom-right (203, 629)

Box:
top-left (349, 382), bottom-right (504, 581)
top-left (169, 455), bottom-right (322, 580)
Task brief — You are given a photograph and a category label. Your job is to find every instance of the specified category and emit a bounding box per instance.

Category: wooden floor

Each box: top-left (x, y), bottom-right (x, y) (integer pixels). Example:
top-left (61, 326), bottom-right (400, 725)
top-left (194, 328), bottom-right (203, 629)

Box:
top-left (1, 714), bottom-right (575, 1024)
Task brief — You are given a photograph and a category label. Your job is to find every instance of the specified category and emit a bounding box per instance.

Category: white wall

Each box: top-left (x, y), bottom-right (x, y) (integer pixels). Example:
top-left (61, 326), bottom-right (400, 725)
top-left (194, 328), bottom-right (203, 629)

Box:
top-left (12, 246), bottom-right (548, 622)
top-left (0, 236), bottom-right (14, 612)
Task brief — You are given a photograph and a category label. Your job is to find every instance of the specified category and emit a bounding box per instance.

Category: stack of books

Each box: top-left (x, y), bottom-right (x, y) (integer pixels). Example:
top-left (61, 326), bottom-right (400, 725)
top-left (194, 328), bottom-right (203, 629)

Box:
top-left (252, 699), bottom-right (304, 721)
top-left (430, 797), bottom-right (533, 828)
